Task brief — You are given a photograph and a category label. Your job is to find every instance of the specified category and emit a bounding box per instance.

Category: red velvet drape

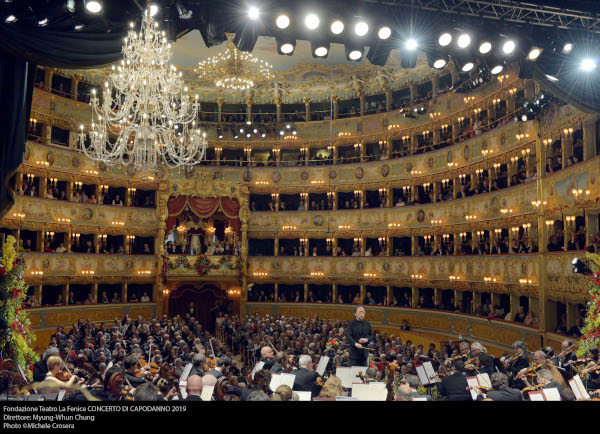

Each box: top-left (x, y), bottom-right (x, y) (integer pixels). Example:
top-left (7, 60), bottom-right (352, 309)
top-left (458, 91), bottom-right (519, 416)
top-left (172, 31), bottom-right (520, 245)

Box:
top-left (165, 195), bottom-right (242, 238)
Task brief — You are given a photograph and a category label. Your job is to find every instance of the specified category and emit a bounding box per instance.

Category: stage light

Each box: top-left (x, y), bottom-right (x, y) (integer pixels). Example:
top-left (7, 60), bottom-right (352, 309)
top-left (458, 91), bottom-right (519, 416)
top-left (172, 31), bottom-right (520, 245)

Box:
top-left (378, 26), bottom-right (391, 40)
top-left (434, 59), bottom-right (447, 69)
top-left (248, 6), bottom-right (259, 20)
top-left (527, 47), bottom-right (542, 60)
top-left (277, 37), bottom-right (296, 55)
top-left (276, 14), bottom-right (290, 29)
top-left (349, 49), bottom-right (363, 60)
top-left (85, 1), bottom-right (102, 14)
top-left (38, 18), bottom-right (48, 26)
top-left (502, 40), bottom-right (516, 54)
top-left (491, 64), bottom-right (504, 74)
top-left (479, 42), bottom-right (492, 54)
top-left (314, 45), bottom-right (328, 57)
top-left (545, 74), bottom-right (559, 82)
top-left (563, 43), bottom-right (573, 54)
top-left (457, 34), bottom-right (471, 48)
top-left (581, 58), bottom-right (597, 71)
top-left (5, 15), bottom-right (16, 23)
top-left (147, 4), bottom-right (159, 17)
top-left (439, 33), bottom-right (452, 47)
top-left (75, 23), bottom-right (85, 30)
top-left (355, 21), bottom-right (368, 37)
top-left (406, 39), bottom-right (418, 50)
top-left (66, 0), bottom-right (76, 13)
top-left (331, 20), bottom-right (344, 34)
top-left (462, 62), bottom-right (474, 72)
top-left (305, 13), bottom-right (320, 30)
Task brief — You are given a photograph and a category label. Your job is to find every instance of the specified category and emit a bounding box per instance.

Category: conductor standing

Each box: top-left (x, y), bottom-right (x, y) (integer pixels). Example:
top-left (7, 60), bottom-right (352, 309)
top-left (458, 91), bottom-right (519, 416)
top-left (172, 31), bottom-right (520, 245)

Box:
top-left (346, 306), bottom-right (374, 366)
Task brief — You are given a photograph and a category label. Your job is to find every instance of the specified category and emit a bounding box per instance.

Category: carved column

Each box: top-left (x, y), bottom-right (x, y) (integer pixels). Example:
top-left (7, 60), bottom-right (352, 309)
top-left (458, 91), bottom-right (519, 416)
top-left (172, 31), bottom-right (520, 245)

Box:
top-left (34, 285), bottom-right (42, 305)
top-left (411, 287), bottom-right (418, 307)
top-left (431, 73), bottom-right (440, 95)
top-left (70, 77), bottom-right (79, 100)
top-left (332, 284), bottom-right (338, 303)
top-left (449, 62), bottom-right (460, 87)
top-left (561, 130), bottom-right (574, 165)
top-left (304, 98), bottom-right (311, 122)
top-left (217, 98), bottom-right (224, 123)
top-left (385, 89), bottom-right (392, 112)
top-left (276, 101), bottom-right (282, 123)
top-left (122, 281), bottom-right (128, 303)
top-left (583, 118), bottom-right (598, 161)
top-left (409, 82), bottom-right (417, 103)
top-left (62, 283), bottom-right (69, 306)
top-left (332, 97), bottom-right (339, 120)
top-left (91, 282), bottom-right (98, 303)
top-left (360, 284), bottom-right (366, 303)
top-left (274, 283), bottom-right (279, 301)
top-left (359, 94), bottom-right (366, 116)
top-left (304, 282), bottom-right (309, 302)
top-left (386, 285), bottom-right (391, 305)
top-left (274, 237), bottom-right (279, 256)
top-left (360, 237), bottom-right (366, 256)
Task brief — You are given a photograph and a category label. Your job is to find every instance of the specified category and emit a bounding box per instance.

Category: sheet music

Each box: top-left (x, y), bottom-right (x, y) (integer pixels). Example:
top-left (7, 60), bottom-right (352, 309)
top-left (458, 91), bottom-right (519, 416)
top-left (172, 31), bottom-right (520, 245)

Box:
top-left (316, 356), bottom-right (330, 376)
top-left (57, 390), bottom-right (66, 401)
top-left (351, 382), bottom-right (387, 401)
top-left (335, 396), bottom-right (360, 401)
top-left (295, 391), bottom-right (312, 401)
top-left (413, 397), bottom-right (428, 401)
top-left (569, 379), bottom-right (583, 400)
top-left (477, 373), bottom-right (491, 389)
top-left (251, 361), bottom-right (265, 379)
top-left (466, 376), bottom-right (480, 401)
top-left (335, 367), bottom-right (354, 389)
top-left (200, 385), bottom-right (214, 401)
top-left (269, 373), bottom-right (296, 392)
top-left (179, 385), bottom-right (187, 399)
top-left (416, 365), bottom-right (430, 386)
top-left (572, 375), bottom-right (590, 400)
top-left (528, 391), bottom-right (545, 401)
top-left (180, 363), bottom-right (193, 381)
top-left (542, 388), bottom-right (561, 401)
top-left (106, 361), bottom-right (113, 371)
top-left (423, 362), bottom-right (439, 383)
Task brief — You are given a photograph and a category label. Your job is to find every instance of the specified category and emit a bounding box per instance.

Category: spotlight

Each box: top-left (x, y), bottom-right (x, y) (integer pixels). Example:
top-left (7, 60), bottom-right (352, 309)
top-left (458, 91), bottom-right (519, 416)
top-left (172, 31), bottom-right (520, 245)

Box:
top-left (248, 6), bottom-right (259, 20)
top-left (405, 39), bottom-right (418, 50)
top-left (563, 43), bottom-right (573, 54)
top-left (38, 18), bottom-right (48, 26)
top-left (457, 34), bottom-right (471, 49)
top-left (491, 64), bottom-right (504, 74)
top-left (378, 26), bottom-right (391, 40)
top-left (521, 114), bottom-right (527, 122)
top-left (331, 20), bottom-right (344, 34)
top-left (75, 23), bottom-right (85, 30)
top-left (147, 4), bottom-right (159, 17)
top-left (276, 14), bottom-right (290, 29)
top-left (527, 47), bottom-right (542, 60)
top-left (277, 38), bottom-right (296, 55)
top-left (85, 0), bottom-right (102, 14)
top-left (545, 74), bottom-right (559, 82)
top-left (305, 13), bottom-right (320, 30)
top-left (5, 15), bottom-right (17, 23)
top-left (346, 45), bottom-right (364, 61)
top-left (313, 42), bottom-right (329, 58)
top-left (502, 40), bottom-right (516, 55)
top-left (355, 21), bottom-right (369, 37)
top-left (66, 0), bottom-right (76, 13)
top-left (479, 41), bottom-right (492, 54)
top-left (581, 58), bottom-right (597, 71)
top-left (462, 62), bottom-right (474, 72)
top-left (439, 33), bottom-right (452, 47)
top-left (434, 59), bottom-right (447, 69)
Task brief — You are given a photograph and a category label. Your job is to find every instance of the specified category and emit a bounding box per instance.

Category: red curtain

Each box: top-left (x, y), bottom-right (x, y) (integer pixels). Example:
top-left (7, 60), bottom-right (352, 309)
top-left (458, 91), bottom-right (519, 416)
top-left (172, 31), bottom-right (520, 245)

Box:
top-left (165, 195), bottom-right (241, 238)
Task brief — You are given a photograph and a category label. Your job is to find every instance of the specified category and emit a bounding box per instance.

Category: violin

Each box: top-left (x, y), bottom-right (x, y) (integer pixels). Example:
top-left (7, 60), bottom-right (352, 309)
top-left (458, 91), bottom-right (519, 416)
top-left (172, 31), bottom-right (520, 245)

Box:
top-left (565, 358), bottom-right (591, 367)
top-left (581, 361), bottom-right (600, 376)
top-left (466, 385), bottom-right (492, 392)
top-left (521, 383), bottom-right (544, 394)
top-left (519, 362), bottom-right (544, 378)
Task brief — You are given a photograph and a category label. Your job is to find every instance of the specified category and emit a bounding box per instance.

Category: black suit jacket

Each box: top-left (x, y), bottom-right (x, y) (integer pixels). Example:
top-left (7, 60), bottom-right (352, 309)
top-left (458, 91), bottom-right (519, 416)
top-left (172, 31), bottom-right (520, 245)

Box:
top-left (477, 388), bottom-right (523, 401)
top-left (291, 368), bottom-right (322, 396)
top-left (32, 359), bottom-right (48, 383)
top-left (185, 394), bottom-right (203, 401)
top-left (437, 372), bottom-right (471, 401)
top-left (346, 319), bottom-right (374, 360)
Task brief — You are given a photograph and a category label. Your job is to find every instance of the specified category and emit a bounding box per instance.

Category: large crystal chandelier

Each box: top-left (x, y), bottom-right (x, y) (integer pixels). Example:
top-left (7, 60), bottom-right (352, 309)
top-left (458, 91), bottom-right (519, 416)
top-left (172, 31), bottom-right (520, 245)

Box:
top-left (196, 39), bottom-right (274, 91)
top-left (78, 10), bottom-right (206, 173)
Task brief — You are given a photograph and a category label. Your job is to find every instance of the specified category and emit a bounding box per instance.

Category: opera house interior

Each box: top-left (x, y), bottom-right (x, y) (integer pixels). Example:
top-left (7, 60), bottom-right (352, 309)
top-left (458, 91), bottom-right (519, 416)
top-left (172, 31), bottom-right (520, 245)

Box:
top-left (1, 0), bottom-right (600, 406)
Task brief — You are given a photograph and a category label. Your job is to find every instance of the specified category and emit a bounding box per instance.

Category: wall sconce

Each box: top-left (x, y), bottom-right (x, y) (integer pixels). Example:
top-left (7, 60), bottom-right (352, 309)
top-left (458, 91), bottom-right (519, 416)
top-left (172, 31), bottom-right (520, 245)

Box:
top-left (35, 160), bottom-right (49, 167)
top-left (510, 156), bottom-right (519, 164)
top-left (459, 232), bottom-right (467, 241)
top-left (511, 227), bottom-right (520, 234)
top-left (137, 270), bottom-right (152, 275)
top-left (388, 223), bottom-right (401, 228)
top-left (48, 178), bottom-right (58, 188)
top-left (410, 170), bottom-right (423, 175)
top-left (465, 215), bottom-right (477, 221)
top-left (411, 274), bottom-right (424, 279)
top-left (542, 138), bottom-right (553, 146)
top-left (326, 238), bottom-right (334, 247)
top-left (353, 238), bottom-right (361, 247)
top-left (494, 229), bottom-right (502, 236)
top-left (531, 200), bottom-right (547, 208)
top-left (484, 276), bottom-right (497, 283)
top-left (74, 181), bottom-right (83, 190)
top-left (364, 273), bottom-right (377, 278)
top-left (271, 193), bottom-right (279, 201)
top-left (282, 225), bottom-right (297, 231)
top-left (111, 221), bottom-right (125, 226)
top-left (519, 279), bottom-right (533, 285)
top-left (30, 270), bottom-right (44, 276)
top-left (508, 87), bottom-right (517, 95)
top-left (493, 163), bottom-right (501, 171)
top-left (311, 272), bottom-right (324, 277)
top-left (500, 208), bottom-right (513, 214)
top-left (177, 225), bottom-right (187, 233)
top-left (516, 133), bottom-right (529, 140)
top-left (99, 184), bottom-right (108, 194)
top-left (99, 234), bottom-right (107, 242)
top-left (458, 174), bottom-right (467, 185)
top-left (253, 272), bottom-right (268, 277)
top-left (401, 135), bottom-right (410, 142)
top-left (481, 149), bottom-right (493, 156)
top-left (13, 213), bottom-right (26, 219)
top-left (299, 238), bottom-right (307, 248)
top-left (422, 130), bottom-right (430, 137)
top-left (127, 235), bottom-right (136, 247)
top-left (300, 193), bottom-right (309, 202)
top-left (81, 270), bottom-right (95, 275)
top-left (73, 233), bottom-right (81, 243)
top-left (521, 148), bottom-right (531, 157)
top-left (378, 237), bottom-right (387, 248)
top-left (572, 189), bottom-right (590, 198)
top-left (476, 230), bottom-right (485, 241)
top-left (563, 128), bottom-right (574, 136)
top-left (457, 116), bottom-right (465, 123)
top-left (25, 174), bottom-right (35, 183)
top-left (378, 188), bottom-right (387, 199)
top-left (442, 234), bottom-right (450, 243)
top-left (475, 169), bottom-right (483, 180)
top-left (423, 235), bottom-right (432, 245)
top-left (431, 219), bottom-right (442, 225)
top-left (44, 231), bottom-right (55, 242)
top-left (353, 190), bottom-right (362, 200)
top-left (463, 96), bottom-right (475, 104)
top-left (338, 225), bottom-right (351, 230)
top-left (449, 275), bottom-right (461, 281)
top-left (441, 179), bottom-right (450, 188)
top-left (447, 162), bottom-right (458, 168)
top-left (422, 183), bottom-right (432, 193)
top-left (441, 124), bottom-right (449, 132)
top-left (327, 192), bottom-right (335, 201)
top-left (338, 132), bottom-right (351, 137)
top-left (545, 220), bottom-right (555, 227)
top-left (214, 147), bottom-right (223, 154)
top-left (566, 216), bottom-right (576, 225)
top-left (522, 223), bottom-right (532, 232)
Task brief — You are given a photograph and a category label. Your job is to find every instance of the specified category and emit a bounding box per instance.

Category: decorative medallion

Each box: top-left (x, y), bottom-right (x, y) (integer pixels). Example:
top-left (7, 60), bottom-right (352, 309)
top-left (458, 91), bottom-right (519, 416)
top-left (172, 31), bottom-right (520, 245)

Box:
top-left (380, 164), bottom-right (390, 177)
top-left (24, 146), bottom-right (30, 161)
top-left (43, 259), bottom-right (50, 269)
top-left (356, 262), bottom-right (364, 271)
top-left (98, 161), bottom-right (108, 172)
top-left (490, 197), bottom-right (499, 213)
top-left (405, 162), bottom-right (413, 173)
top-left (213, 171), bottom-right (223, 181)
top-left (313, 215), bottom-right (324, 227)
top-left (300, 171), bottom-right (309, 181)
top-left (446, 150), bottom-right (453, 163)
top-left (126, 164), bottom-right (136, 177)
top-left (355, 167), bottom-right (364, 179)
top-left (126, 260), bottom-right (133, 269)
top-left (272, 262), bottom-right (280, 270)
top-left (463, 144), bottom-right (470, 161)
top-left (271, 171), bottom-right (281, 184)
top-left (46, 151), bottom-right (55, 166)
top-left (416, 209), bottom-right (425, 223)
top-left (242, 170), bottom-right (252, 183)
top-left (71, 156), bottom-right (80, 169)
top-left (82, 208), bottom-right (94, 221)
top-left (383, 262), bottom-right (390, 272)
top-left (427, 157), bottom-right (434, 168)
top-left (184, 167), bottom-right (195, 179)
top-left (155, 166), bottom-right (166, 179)
top-left (328, 169), bottom-right (337, 180)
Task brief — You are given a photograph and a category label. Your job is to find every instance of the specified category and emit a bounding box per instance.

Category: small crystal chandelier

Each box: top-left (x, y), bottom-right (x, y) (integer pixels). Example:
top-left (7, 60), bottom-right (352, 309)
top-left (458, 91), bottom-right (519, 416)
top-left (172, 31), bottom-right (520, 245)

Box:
top-left (78, 9), bottom-right (207, 173)
top-left (196, 39), bottom-right (274, 91)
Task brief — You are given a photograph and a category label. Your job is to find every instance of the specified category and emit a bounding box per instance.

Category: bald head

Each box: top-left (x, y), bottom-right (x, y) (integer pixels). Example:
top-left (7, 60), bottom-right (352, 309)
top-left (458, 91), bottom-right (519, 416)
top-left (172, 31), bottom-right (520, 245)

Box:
top-left (186, 375), bottom-right (203, 396)
top-left (202, 374), bottom-right (218, 387)
top-left (395, 385), bottom-right (413, 401)
top-left (261, 346), bottom-right (274, 359)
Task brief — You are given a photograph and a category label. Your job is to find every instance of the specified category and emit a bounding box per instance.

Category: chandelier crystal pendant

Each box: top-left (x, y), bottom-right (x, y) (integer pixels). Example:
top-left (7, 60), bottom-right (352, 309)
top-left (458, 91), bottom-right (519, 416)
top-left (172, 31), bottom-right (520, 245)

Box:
top-left (78, 10), bottom-right (207, 173)
top-left (196, 39), bottom-right (274, 91)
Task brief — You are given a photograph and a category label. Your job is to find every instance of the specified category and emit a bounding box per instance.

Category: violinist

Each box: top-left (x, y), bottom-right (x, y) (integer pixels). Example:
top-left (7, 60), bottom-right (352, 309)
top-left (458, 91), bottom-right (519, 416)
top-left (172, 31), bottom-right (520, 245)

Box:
top-left (517, 350), bottom-right (567, 391)
top-left (520, 369), bottom-right (562, 397)
top-left (291, 355), bottom-right (324, 398)
top-left (553, 340), bottom-right (577, 370)
top-left (405, 374), bottom-right (432, 400)
top-left (572, 347), bottom-right (600, 391)
top-left (466, 342), bottom-right (494, 376)
top-left (207, 356), bottom-right (232, 379)
top-left (500, 341), bottom-right (529, 388)
top-left (241, 369), bottom-right (272, 401)
top-left (38, 356), bottom-right (82, 393)
top-left (184, 375), bottom-right (204, 401)
top-left (123, 355), bottom-right (149, 387)
top-left (260, 345), bottom-right (285, 373)
top-left (474, 372), bottom-right (522, 401)
top-left (437, 359), bottom-right (471, 401)
top-left (190, 353), bottom-right (205, 377)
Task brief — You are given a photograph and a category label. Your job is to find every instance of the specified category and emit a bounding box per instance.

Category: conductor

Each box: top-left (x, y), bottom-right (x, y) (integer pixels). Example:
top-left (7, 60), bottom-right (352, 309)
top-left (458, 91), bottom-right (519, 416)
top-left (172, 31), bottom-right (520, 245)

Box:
top-left (346, 305), bottom-right (374, 367)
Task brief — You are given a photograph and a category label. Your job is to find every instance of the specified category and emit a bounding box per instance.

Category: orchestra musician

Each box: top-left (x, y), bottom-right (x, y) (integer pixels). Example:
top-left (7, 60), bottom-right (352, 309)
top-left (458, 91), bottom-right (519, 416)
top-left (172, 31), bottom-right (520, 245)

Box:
top-left (260, 345), bottom-right (284, 373)
top-left (37, 355), bottom-right (82, 394)
top-left (517, 350), bottom-right (567, 391)
top-left (500, 341), bottom-right (529, 388)
top-left (552, 340), bottom-right (576, 371)
top-left (474, 372), bottom-right (522, 401)
top-left (437, 359), bottom-right (471, 401)
top-left (291, 355), bottom-right (324, 398)
top-left (571, 347), bottom-right (600, 391)
top-left (466, 342), bottom-right (494, 376)
top-left (346, 305), bottom-right (374, 367)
